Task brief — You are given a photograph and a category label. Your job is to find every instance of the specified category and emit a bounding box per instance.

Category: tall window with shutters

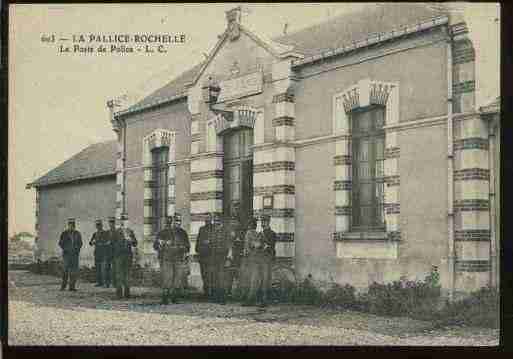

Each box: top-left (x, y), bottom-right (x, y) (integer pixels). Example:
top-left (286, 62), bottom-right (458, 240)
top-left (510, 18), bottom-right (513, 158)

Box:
top-left (152, 146), bottom-right (169, 234)
top-left (351, 106), bottom-right (386, 230)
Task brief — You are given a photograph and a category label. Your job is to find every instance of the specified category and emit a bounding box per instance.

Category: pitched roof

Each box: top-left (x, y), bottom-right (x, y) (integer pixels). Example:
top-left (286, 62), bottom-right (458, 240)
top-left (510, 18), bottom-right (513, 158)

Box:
top-left (27, 140), bottom-right (117, 188)
top-left (119, 62), bottom-right (204, 115)
top-left (273, 3), bottom-right (446, 56)
top-left (116, 4), bottom-right (446, 118)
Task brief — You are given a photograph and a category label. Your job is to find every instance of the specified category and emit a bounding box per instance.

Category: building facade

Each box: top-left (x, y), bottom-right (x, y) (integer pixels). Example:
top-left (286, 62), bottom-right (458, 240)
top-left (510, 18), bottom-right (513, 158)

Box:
top-left (28, 4), bottom-right (500, 297)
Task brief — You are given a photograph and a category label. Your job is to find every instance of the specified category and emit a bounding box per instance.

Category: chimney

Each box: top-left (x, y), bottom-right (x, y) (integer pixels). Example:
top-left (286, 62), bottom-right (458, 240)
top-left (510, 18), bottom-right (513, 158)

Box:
top-left (226, 6), bottom-right (241, 25)
top-left (106, 99), bottom-right (120, 133)
top-left (226, 6), bottom-right (242, 41)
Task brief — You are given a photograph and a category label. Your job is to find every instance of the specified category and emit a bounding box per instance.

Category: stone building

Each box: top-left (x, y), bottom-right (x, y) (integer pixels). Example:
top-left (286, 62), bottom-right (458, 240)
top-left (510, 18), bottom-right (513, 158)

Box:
top-left (27, 4), bottom-right (500, 296)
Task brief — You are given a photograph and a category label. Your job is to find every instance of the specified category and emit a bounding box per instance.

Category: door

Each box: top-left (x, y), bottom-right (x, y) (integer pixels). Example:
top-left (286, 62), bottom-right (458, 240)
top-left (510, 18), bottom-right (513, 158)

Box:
top-left (223, 127), bottom-right (253, 229)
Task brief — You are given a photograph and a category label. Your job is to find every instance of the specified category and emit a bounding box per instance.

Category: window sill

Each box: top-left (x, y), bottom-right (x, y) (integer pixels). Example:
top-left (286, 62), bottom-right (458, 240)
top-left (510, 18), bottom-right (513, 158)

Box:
top-left (334, 233), bottom-right (400, 259)
top-left (333, 231), bottom-right (399, 241)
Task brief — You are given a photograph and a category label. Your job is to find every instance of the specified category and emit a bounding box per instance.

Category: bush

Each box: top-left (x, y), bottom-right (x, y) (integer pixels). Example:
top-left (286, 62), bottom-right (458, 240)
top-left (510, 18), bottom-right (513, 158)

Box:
top-left (364, 266), bottom-right (442, 317)
top-left (435, 286), bottom-right (499, 328)
top-left (269, 276), bottom-right (297, 303)
top-left (323, 283), bottom-right (358, 309)
top-left (291, 276), bottom-right (325, 305)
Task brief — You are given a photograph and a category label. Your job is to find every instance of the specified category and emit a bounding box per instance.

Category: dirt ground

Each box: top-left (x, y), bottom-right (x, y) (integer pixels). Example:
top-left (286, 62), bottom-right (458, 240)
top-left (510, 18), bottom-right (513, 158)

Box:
top-left (7, 270), bottom-right (499, 346)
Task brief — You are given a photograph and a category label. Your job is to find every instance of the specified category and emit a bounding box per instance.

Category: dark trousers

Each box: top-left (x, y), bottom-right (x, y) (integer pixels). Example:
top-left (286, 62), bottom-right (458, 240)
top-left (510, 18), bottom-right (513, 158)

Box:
top-left (95, 252), bottom-right (113, 286)
top-left (94, 252), bottom-right (104, 285)
top-left (114, 255), bottom-right (132, 298)
top-left (224, 266), bottom-right (236, 296)
top-left (198, 256), bottom-right (210, 295)
top-left (101, 258), bottom-right (113, 286)
top-left (236, 257), bottom-right (250, 300)
top-left (109, 257), bottom-right (116, 287)
top-left (246, 254), bottom-right (272, 304)
top-left (207, 256), bottom-right (226, 302)
top-left (61, 254), bottom-right (79, 290)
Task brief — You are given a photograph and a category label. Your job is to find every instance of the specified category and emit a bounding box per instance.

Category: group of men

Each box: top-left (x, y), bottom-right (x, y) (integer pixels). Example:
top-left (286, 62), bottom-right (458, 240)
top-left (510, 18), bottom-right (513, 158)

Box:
top-left (195, 212), bottom-right (277, 307)
top-left (58, 214), bottom-right (137, 298)
top-left (57, 210), bottom-right (277, 307)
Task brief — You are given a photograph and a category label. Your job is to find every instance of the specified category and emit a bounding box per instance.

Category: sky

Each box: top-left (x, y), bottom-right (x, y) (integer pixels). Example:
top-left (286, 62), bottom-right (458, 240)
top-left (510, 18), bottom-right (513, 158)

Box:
top-left (8, 3), bottom-right (500, 236)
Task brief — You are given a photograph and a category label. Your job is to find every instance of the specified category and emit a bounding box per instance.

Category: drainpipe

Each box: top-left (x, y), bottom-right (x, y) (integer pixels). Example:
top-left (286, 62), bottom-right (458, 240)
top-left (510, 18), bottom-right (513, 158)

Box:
top-left (122, 119), bottom-right (127, 216)
top-left (488, 119), bottom-right (497, 288)
top-left (446, 27), bottom-right (456, 301)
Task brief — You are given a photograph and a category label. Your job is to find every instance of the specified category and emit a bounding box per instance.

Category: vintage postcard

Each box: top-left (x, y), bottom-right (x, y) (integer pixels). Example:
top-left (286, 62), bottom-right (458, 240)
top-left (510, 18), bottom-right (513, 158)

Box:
top-left (7, 3), bottom-right (500, 346)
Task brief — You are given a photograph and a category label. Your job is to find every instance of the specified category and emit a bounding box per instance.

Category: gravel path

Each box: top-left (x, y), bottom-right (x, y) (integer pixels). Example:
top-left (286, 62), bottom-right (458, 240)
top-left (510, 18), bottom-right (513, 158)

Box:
top-left (8, 270), bottom-right (499, 346)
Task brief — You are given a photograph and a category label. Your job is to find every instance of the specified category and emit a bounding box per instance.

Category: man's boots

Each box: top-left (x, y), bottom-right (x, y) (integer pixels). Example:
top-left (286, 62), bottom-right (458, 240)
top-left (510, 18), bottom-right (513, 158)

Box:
top-left (60, 272), bottom-right (68, 291)
top-left (124, 287), bottom-right (130, 299)
top-left (116, 287), bottom-right (123, 299)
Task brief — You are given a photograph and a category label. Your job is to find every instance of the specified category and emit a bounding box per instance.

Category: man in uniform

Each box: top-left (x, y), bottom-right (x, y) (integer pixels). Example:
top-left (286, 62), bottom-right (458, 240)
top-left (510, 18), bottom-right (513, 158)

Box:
top-left (243, 215), bottom-right (276, 307)
top-left (58, 218), bottom-right (83, 291)
top-left (240, 217), bottom-right (258, 304)
top-left (104, 217), bottom-right (117, 288)
top-left (207, 213), bottom-right (233, 304)
top-left (195, 213), bottom-right (213, 297)
top-left (225, 209), bottom-right (244, 299)
top-left (89, 219), bottom-right (107, 287)
top-left (112, 214), bottom-right (137, 299)
top-left (154, 213), bottom-right (190, 304)
top-left (259, 214), bottom-right (277, 306)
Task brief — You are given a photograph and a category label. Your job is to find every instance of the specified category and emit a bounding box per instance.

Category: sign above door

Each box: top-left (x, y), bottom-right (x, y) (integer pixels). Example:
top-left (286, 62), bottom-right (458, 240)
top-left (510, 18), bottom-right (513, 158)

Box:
top-left (216, 70), bottom-right (263, 103)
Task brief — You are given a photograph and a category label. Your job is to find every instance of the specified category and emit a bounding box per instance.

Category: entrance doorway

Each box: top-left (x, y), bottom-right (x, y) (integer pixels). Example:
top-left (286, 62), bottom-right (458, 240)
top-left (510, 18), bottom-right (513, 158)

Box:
top-left (223, 127), bottom-right (253, 229)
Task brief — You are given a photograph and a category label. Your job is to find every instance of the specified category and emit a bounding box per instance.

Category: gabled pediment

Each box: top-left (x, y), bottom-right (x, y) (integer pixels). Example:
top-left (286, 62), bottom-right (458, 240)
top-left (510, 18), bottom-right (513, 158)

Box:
top-left (186, 19), bottom-right (301, 89)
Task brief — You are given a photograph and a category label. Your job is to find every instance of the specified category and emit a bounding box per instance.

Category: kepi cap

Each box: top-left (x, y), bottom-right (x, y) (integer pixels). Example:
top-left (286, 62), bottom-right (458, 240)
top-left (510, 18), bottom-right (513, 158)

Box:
top-left (108, 216), bottom-right (116, 223)
top-left (67, 218), bottom-right (76, 224)
top-left (95, 219), bottom-right (103, 225)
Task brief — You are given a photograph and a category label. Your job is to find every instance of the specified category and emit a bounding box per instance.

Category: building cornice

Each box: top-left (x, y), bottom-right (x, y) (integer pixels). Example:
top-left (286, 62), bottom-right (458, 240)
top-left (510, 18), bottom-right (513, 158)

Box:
top-left (113, 91), bottom-right (187, 119)
top-left (383, 115), bottom-right (447, 132)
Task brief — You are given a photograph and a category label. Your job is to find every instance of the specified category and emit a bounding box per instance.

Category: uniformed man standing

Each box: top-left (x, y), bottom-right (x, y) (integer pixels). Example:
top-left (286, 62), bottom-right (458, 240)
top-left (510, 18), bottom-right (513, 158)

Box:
top-left (195, 213), bottom-right (213, 297)
top-left (259, 214), bottom-right (277, 306)
top-left (240, 217), bottom-right (258, 303)
top-left (89, 219), bottom-right (107, 287)
top-left (242, 215), bottom-right (275, 307)
top-left (112, 214), bottom-right (137, 299)
top-left (207, 213), bottom-right (233, 304)
top-left (154, 213), bottom-right (190, 304)
top-left (58, 218), bottom-right (83, 291)
top-left (225, 212), bottom-right (244, 299)
top-left (104, 217), bottom-right (117, 288)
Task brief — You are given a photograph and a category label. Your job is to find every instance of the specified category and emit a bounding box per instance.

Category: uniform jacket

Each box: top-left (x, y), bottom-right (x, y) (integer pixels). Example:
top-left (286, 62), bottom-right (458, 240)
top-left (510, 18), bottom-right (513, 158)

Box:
top-left (261, 228), bottom-right (277, 259)
top-left (195, 223), bottom-right (213, 258)
top-left (89, 230), bottom-right (109, 257)
top-left (227, 219), bottom-right (245, 266)
top-left (244, 229), bottom-right (262, 255)
top-left (58, 229), bottom-right (83, 257)
top-left (113, 227), bottom-right (137, 257)
top-left (154, 226), bottom-right (190, 261)
top-left (208, 224), bottom-right (232, 258)
top-left (103, 229), bottom-right (118, 259)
